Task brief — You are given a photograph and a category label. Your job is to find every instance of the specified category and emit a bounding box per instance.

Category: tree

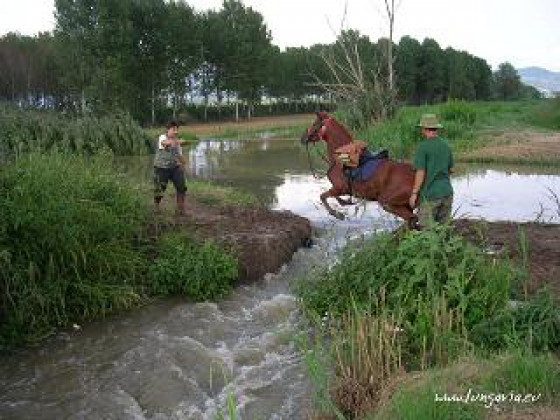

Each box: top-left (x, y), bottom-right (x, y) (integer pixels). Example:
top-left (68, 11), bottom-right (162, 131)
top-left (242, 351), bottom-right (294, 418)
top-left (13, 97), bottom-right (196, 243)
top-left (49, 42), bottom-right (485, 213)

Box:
top-left (493, 62), bottom-right (522, 100)
top-left (381, 0), bottom-right (397, 116)
top-left (395, 35), bottom-right (421, 103)
top-left (417, 38), bottom-right (445, 103)
top-left (445, 49), bottom-right (476, 100)
top-left (219, 0), bottom-right (273, 119)
top-left (164, 1), bottom-right (201, 119)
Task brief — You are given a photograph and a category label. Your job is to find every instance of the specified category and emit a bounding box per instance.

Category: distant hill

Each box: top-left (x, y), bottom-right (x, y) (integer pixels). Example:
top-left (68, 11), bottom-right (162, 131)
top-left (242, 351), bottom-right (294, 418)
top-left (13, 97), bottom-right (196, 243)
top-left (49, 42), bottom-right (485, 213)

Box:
top-left (518, 67), bottom-right (560, 96)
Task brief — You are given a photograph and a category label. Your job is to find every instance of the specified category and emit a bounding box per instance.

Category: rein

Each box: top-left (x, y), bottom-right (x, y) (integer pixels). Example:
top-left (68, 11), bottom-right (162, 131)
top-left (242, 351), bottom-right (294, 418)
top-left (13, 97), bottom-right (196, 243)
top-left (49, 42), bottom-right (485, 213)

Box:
top-left (305, 141), bottom-right (329, 180)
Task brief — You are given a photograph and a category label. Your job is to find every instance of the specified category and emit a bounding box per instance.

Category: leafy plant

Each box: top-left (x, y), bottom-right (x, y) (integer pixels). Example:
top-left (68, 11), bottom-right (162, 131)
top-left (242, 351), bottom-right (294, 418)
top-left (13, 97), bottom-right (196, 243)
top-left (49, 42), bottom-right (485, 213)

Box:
top-left (0, 104), bottom-right (152, 157)
top-left (293, 225), bottom-right (516, 367)
top-left (147, 234), bottom-right (237, 300)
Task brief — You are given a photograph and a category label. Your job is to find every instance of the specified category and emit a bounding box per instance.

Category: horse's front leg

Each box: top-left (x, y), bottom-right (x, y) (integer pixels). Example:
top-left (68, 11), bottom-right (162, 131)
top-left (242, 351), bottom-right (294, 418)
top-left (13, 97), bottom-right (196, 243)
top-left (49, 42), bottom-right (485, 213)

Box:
top-left (320, 189), bottom-right (345, 220)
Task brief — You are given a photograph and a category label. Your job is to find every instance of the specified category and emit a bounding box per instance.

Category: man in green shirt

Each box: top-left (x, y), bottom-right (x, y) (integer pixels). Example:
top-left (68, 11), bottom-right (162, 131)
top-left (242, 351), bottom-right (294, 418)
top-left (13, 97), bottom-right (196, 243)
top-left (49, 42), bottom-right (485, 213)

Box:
top-left (410, 114), bottom-right (454, 227)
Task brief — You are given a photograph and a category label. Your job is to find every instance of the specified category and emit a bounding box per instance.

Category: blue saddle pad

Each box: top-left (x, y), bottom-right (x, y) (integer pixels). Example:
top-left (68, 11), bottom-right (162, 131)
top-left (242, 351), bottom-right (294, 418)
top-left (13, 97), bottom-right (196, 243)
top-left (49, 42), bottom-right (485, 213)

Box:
top-left (344, 149), bottom-right (388, 182)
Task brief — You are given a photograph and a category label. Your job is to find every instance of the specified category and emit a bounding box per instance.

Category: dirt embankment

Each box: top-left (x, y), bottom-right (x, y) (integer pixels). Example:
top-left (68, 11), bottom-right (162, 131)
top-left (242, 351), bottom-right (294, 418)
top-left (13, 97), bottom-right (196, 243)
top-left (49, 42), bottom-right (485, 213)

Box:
top-left (153, 198), bottom-right (560, 298)
top-left (459, 129), bottom-right (560, 164)
top-left (186, 113), bottom-right (314, 138)
top-left (455, 219), bottom-right (560, 299)
top-left (152, 199), bottom-right (312, 283)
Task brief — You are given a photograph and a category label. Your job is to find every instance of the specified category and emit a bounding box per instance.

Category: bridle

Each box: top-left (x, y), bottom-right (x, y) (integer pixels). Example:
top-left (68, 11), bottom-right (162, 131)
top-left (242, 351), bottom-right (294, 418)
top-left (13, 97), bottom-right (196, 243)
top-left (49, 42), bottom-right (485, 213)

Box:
top-left (303, 120), bottom-right (330, 180)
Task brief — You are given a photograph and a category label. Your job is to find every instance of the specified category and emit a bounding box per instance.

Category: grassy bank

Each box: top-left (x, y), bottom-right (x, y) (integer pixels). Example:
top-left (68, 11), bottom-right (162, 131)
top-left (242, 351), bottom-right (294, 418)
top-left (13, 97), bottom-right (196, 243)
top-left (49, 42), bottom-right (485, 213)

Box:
top-left (352, 99), bottom-right (560, 165)
top-left (0, 152), bottom-right (240, 348)
top-left (375, 352), bottom-right (560, 419)
top-left (293, 226), bottom-right (560, 418)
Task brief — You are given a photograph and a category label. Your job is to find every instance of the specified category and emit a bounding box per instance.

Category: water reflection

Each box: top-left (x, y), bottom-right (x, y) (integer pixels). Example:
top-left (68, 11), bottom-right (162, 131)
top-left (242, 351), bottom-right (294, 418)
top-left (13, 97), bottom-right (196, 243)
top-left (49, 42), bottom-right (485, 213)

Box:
top-left (453, 169), bottom-right (560, 223)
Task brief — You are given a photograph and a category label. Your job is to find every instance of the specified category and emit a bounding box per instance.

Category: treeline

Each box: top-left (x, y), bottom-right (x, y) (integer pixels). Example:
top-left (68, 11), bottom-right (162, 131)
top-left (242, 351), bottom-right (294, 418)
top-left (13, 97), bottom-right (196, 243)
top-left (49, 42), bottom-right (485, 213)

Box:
top-left (0, 0), bottom-right (538, 125)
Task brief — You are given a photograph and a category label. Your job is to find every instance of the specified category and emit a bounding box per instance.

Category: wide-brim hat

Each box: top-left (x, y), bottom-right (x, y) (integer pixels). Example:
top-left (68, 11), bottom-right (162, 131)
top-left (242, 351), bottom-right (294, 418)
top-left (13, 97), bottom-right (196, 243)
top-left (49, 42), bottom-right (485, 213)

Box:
top-left (417, 113), bottom-right (443, 129)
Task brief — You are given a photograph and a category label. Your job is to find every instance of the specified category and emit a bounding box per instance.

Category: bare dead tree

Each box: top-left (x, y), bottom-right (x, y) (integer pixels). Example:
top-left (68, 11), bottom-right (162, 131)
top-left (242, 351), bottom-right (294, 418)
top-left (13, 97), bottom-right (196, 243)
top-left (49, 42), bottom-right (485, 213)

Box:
top-left (310, 0), bottom-right (400, 127)
top-left (383, 0), bottom-right (398, 117)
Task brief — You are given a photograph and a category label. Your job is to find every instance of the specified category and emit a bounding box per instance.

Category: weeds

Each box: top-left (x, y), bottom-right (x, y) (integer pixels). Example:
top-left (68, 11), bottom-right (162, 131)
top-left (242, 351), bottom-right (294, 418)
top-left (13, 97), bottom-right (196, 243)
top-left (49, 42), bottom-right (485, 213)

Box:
top-left (293, 225), bottom-right (542, 417)
top-left (0, 151), bottom-right (149, 346)
top-left (294, 225), bottom-right (514, 366)
top-left (188, 179), bottom-right (258, 207)
top-left (354, 100), bottom-right (548, 160)
top-left (147, 233), bottom-right (237, 300)
top-left (0, 103), bottom-right (152, 157)
top-left (374, 351), bottom-right (560, 419)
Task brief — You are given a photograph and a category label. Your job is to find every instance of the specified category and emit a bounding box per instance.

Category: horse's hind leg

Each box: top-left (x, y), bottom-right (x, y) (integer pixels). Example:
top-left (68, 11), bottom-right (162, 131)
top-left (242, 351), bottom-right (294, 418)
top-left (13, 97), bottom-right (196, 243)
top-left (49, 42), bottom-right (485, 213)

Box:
top-left (383, 204), bottom-right (418, 230)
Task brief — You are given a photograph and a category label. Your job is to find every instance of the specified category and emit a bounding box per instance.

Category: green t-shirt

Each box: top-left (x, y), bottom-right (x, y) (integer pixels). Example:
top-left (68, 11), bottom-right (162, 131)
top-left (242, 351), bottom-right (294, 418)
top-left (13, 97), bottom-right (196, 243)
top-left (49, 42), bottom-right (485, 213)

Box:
top-left (413, 136), bottom-right (454, 201)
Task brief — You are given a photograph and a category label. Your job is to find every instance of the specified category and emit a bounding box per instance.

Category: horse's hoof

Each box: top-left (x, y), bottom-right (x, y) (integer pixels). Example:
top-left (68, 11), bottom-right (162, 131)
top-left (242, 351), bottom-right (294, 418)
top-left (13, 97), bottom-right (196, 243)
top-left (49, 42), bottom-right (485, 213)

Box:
top-left (334, 211), bottom-right (345, 220)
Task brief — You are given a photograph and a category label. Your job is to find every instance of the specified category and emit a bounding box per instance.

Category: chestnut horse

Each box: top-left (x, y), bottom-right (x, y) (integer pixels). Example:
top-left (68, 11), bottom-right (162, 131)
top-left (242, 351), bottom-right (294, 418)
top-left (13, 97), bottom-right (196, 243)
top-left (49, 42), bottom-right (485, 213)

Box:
top-left (301, 111), bottom-right (417, 228)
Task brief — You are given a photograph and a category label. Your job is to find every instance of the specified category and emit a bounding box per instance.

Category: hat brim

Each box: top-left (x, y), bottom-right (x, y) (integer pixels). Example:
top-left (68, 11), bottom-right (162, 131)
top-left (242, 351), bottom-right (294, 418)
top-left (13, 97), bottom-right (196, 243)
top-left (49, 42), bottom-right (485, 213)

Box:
top-left (417, 123), bottom-right (443, 129)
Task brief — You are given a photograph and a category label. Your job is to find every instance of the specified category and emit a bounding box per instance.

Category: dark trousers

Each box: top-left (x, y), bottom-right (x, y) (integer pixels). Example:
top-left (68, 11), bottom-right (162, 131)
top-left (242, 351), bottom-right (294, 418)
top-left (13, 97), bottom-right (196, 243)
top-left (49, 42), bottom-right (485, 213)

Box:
top-left (153, 166), bottom-right (186, 198)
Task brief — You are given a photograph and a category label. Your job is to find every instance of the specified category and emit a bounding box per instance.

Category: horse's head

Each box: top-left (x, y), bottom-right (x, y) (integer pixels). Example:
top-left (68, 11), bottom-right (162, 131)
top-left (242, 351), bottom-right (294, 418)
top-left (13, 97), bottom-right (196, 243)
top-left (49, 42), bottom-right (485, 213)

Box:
top-left (300, 111), bottom-right (330, 145)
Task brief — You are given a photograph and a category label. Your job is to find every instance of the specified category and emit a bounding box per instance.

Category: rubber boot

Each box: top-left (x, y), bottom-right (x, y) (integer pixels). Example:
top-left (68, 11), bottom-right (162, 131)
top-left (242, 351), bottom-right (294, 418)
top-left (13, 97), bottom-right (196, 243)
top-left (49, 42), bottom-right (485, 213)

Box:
top-left (176, 194), bottom-right (186, 216)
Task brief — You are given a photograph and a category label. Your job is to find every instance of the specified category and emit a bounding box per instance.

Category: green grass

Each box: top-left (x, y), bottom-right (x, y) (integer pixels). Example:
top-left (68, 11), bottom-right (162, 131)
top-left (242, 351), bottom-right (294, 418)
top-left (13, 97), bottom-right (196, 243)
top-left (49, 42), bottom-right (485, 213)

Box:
top-left (352, 100), bottom-right (551, 159)
top-left (523, 97), bottom-right (560, 130)
top-left (188, 179), bottom-right (259, 206)
top-left (0, 152), bottom-right (246, 348)
top-left (373, 352), bottom-right (560, 419)
top-left (203, 123), bottom-right (307, 140)
top-left (294, 225), bottom-right (560, 417)
top-left (147, 233), bottom-right (237, 300)
top-left (293, 225), bottom-right (517, 366)
top-left (144, 126), bottom-right (198, 141)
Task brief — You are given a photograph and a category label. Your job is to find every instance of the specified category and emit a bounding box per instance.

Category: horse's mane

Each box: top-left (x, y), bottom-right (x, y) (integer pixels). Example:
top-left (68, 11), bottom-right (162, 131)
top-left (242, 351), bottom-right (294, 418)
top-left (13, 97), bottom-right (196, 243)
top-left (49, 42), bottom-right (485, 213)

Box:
top-left (324, 116), bottom-right (354, 146)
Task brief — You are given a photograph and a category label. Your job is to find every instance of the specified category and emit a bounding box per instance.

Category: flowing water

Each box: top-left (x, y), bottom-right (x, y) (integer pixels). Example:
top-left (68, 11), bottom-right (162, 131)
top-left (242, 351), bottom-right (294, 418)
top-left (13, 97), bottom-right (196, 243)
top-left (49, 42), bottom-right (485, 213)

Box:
top-left (1, 137), bottom-right (560, 420)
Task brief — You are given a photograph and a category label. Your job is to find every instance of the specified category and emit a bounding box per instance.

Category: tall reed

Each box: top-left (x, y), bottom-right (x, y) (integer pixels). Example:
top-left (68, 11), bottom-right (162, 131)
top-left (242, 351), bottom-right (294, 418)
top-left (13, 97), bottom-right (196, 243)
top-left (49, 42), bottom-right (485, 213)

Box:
top-left (0, 104), bottom-right (152, 157)
top-left (0, 151), bottom-right (149, 346)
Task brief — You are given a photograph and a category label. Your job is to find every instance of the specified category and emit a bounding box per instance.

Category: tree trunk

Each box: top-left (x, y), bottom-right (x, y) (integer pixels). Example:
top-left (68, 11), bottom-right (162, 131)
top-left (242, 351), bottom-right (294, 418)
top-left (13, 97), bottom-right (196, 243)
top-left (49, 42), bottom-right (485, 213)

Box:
top-left (151, 85), bottom-right (156, 126)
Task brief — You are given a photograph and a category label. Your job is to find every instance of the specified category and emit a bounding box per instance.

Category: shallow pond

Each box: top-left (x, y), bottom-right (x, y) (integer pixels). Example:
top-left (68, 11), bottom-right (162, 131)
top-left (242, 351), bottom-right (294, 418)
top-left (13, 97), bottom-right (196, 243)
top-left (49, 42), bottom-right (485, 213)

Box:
top-left (182, 138), bottom-right (560, 224)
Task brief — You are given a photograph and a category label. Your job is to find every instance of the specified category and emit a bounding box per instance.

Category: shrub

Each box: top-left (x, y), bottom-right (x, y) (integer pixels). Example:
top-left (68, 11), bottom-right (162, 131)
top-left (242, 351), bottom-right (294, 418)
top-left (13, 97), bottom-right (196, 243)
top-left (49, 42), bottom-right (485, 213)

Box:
top-left (147, 234), bottom-right (237, 300)
top-left (293, 225), bottom-right (518, 365)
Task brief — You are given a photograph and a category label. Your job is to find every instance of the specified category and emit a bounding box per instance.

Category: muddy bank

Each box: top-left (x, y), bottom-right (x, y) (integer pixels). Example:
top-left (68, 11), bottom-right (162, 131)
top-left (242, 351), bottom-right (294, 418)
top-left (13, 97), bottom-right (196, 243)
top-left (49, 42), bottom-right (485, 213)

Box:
top-left (151, 200), bottom-right (312, 283)
top-left (459, 129), bottom-right (560, 165)
top-left (455, 219), bottom-right (560, 298)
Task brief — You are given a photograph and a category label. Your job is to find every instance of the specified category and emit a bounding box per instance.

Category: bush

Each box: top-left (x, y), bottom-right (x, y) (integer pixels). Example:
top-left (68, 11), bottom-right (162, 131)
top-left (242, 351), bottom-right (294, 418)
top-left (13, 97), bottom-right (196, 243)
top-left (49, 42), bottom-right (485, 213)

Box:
top-left (0, 151), bottom-right (149, 346)
top-left (293, 225), bottom-right (518, 365)
top-left (147, 234), bottom-right (237, 300)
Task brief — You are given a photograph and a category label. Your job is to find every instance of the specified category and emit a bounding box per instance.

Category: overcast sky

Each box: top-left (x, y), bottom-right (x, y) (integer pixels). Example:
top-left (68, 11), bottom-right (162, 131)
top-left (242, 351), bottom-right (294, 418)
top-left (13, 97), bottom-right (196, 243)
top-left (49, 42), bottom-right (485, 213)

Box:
top-left (1, 0), bottom-right (559, 71)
